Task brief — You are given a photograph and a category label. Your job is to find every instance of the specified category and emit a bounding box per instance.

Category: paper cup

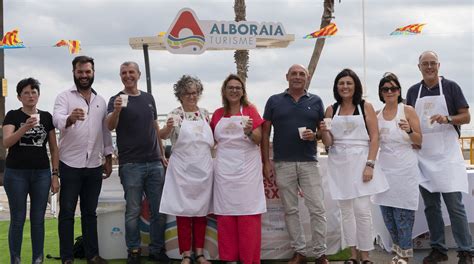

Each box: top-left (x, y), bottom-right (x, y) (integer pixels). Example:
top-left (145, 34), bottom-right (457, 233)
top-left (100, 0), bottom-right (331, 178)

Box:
top-left (82, 107), bottom-right (88, 119)
top-left (425, 115), bottom-right (433, 128)
top-left (31, 113), bottom-right (40, 126)
top-left (298, 127), bottom-right (306, 139)
top-left (324, 118), bottom-right (332, 130)
top-left (167, 114), bottom-right (181, 127)
top-left (241, 115), bottom-right (250, 126)
top-left (120, 94), bottom-right (129, 107)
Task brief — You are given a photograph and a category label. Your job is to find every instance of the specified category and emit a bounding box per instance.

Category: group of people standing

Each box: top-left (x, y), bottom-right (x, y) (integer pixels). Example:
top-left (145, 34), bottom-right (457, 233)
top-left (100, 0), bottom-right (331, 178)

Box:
top-left (1, 50), bottom-right (472, 264)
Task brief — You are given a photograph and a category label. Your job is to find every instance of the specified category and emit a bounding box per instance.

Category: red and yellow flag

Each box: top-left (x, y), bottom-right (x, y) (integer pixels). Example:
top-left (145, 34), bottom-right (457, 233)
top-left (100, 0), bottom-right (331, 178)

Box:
top-left (54, 39), bottom-right (81, 54)
top-left (304, 23), bottom-right (338, 39)
top-left (0, 29), bottom-right (25, 48)
top-left (390, 23), bottom-right (426, 35)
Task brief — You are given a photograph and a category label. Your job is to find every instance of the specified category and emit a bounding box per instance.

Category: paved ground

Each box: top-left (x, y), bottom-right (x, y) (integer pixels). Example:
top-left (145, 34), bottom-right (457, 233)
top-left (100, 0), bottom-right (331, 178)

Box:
top-left (0, 172), bottom-right (463, 263)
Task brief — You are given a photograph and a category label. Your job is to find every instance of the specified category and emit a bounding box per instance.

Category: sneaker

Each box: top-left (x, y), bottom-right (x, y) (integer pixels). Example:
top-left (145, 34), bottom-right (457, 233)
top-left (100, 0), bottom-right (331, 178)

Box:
top-left (423, 248), bottom-right (448, 264)
top-left (288, 252), bottom-right (307, 264)
top-left (458, 251), bottom-right (473, 264)
top-left (315, 254), bottom-right (329, 264)
top-left (87, 255), bottom-right (108, 264)
top-left (127, 249), bottom-right (141, 264)
top-left (148, 248), bottom-right (170, 264)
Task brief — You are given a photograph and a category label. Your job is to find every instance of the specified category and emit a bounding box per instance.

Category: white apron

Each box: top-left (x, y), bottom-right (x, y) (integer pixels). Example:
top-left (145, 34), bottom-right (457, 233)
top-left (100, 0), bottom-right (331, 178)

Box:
top-left (213, 115), bottom-right (266, 215)
top-left (327, 104), bottom-right (389, 200)
top-left (414, 78), bottom-right (468, 193)
top-left (159, 115), bottom-right (214, 216)
top-left (372, 103), bottom-right (425, 210)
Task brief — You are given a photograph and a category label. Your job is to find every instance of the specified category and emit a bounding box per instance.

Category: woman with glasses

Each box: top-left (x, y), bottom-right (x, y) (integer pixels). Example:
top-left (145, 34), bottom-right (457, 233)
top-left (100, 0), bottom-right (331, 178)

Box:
top-left (320, 69), bottom-right (388, 264)
top-left (210, 74), bottom-right (266, 264)
top-left (371, 73), bottom-right (423, 264)
top-left (159, 75), bottom-right (213, 264)
top-left (2, 77), bottom-right (59, 264)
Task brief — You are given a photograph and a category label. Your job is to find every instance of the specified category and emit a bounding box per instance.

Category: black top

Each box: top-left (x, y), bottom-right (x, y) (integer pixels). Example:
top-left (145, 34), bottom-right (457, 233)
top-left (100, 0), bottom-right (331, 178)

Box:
top-left (3, 109), bottom-right (55, 169)
top-left (107, 91), bottom-right (161, 164)
top-left (263, 89), bottom-right (324, 161)
top-left (332, 100), bottom-right (368, 132)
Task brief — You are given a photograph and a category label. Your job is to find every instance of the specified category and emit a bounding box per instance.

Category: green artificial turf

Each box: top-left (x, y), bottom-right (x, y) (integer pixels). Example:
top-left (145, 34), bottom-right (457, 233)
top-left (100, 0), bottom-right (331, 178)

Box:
top-left (0, 219), bottom-right (350, 263)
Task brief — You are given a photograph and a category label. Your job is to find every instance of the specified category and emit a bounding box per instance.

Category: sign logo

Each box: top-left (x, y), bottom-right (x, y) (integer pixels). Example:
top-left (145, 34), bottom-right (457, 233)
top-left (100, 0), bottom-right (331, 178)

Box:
top-left (165, 8), bottom-right (206, 54)
top-left (165, 8), bottom-right (290, 55)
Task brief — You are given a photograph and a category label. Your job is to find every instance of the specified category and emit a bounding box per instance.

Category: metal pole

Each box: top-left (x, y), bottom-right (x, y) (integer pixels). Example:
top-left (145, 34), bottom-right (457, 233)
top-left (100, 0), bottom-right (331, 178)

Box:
top-left (143, 44), bottom-right (152, 94)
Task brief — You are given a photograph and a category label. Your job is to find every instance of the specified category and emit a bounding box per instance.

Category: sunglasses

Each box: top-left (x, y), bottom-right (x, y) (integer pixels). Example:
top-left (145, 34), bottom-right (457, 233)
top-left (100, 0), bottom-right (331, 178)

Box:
top-left (381, 87), bottom-right (400, 93)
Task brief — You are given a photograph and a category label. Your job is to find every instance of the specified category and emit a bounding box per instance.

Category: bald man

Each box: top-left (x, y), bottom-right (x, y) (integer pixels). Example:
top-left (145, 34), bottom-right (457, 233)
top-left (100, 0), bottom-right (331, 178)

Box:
top-left (406, 51), bottom-right (472, 264)
top-left (262, 64), bottom-right (328, 264)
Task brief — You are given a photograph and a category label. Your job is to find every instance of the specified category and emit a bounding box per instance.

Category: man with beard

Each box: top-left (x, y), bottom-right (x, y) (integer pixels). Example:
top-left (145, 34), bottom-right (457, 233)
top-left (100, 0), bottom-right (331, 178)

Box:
top-left (53, 56), bottom-right (113, 264)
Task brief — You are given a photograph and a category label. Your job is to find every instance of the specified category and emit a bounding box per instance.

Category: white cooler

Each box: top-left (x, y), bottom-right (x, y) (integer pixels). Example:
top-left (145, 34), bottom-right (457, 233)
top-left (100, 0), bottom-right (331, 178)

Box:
top-left (97, 195), bottom-right (127, 260)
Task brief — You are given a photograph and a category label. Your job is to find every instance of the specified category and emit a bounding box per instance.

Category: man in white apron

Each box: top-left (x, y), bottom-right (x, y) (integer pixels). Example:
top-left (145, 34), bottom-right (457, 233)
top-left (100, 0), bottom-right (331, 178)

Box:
top-left (406, 51), bottom-right (472, 264)
top-left (262, 64), bottom-right (329, 264)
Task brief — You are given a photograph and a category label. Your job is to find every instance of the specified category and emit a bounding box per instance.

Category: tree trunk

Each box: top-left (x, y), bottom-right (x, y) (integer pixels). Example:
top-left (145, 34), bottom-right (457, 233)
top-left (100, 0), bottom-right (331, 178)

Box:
top-left (307, 0), bottom-right (335, 88)
top-left (234, 0), bottom-right (249, 83)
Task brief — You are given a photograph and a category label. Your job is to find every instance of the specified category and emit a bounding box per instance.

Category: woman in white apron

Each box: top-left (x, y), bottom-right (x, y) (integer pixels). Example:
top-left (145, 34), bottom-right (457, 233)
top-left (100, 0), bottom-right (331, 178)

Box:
top-left (371, 73), bottom-right (423, 264)
top-left (159, 76), bottom-right (213, 264)
top-left (321, 69), bottom-right (388, 264)
top-left (210, 74), bottom-right (266, 264)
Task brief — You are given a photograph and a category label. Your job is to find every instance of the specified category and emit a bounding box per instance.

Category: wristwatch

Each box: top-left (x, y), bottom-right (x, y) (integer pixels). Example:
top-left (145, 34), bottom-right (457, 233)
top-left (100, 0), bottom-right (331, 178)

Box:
top-left (446, 115), bottom-right (453, 124)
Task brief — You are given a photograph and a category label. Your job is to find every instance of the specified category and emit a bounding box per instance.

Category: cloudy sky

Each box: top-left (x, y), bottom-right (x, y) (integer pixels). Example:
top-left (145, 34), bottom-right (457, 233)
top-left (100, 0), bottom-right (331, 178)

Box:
top-left (4, 0), bottom-right (473, 133)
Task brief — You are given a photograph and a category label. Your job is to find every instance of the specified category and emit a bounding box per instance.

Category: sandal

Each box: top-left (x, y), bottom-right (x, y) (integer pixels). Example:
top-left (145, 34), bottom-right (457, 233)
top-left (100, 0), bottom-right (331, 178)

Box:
top-left (181, 256), bottom-right (193, 264)
top-left (344, 259), bottom-right (359, 264)
top-left (361, 260), bottom-right (374, 264)
top-left (195, 254), bottom-right (211, 264)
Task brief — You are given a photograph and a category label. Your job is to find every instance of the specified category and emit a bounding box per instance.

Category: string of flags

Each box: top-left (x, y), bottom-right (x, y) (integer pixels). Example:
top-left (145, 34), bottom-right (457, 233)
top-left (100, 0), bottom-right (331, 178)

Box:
top-left (0, 23), bottom-right (428, 52)
top-left (389, 23), bottom-right (426, 35)
top-left (54, 39), bottom-right (81, 54)
top-left (304, 23), bottom-right (338, 39)
top-left (0, 29), bottom-right (25, 49)
top-left (303, 23), bottom-right (426, 39)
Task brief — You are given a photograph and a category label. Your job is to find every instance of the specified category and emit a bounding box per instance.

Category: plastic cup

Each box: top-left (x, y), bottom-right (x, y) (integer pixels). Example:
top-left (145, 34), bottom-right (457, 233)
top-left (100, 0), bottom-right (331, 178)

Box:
top-left (298, 127), bottom-right (306, 139)
top-left (241, 115), bottom-right (250, 126)
top-left (120, 94), bottom-right (129, 107)
top-left (324, 118), bottom-right (332, 130)
top-left (31, 113), bottom-right (40, 126)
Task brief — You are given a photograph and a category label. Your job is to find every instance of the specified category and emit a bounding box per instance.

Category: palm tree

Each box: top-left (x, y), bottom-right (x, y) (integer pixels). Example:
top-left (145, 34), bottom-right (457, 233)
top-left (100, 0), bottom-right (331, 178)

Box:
top-left (307, 0), bottom-right (335, 88)
top-left (234, 0), bottom-right (249, 83)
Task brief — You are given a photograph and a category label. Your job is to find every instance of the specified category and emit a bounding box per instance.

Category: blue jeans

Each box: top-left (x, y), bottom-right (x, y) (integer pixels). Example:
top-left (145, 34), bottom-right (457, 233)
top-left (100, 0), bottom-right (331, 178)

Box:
top-left (420, 186), bottom-right (473, 253)
top-left (3, 168), bottom-right (51, 264)
top-left (58, 161), bottom-right (103, 261)
top-left (380, 206), bottom-right (415, 256)
top-left (119, 161), bottom-right (166, 254)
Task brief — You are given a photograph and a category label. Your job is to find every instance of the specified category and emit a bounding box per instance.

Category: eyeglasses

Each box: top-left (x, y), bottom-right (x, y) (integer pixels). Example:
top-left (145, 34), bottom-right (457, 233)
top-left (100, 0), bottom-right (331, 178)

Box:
top-left (381, 87), bottom-right (400, 93)
top-left (226, 86), bottom-right (243, 92)
top-left (183, 92), bottom-right (199, 97)
top-left (420, 61), bottom-right (439, 68)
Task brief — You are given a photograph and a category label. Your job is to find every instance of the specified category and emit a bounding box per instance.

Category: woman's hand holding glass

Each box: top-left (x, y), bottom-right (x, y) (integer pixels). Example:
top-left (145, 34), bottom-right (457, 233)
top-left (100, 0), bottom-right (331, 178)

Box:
top-left (397, 118), bottom-right (411, 133)
top-left (243, 118), bottom-right (253, 135)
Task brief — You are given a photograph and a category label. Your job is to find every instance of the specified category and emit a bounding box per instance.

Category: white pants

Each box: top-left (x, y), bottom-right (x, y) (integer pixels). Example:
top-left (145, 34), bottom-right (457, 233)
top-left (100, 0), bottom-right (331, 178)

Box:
top-left (338, 196), bottom-right (374, 251)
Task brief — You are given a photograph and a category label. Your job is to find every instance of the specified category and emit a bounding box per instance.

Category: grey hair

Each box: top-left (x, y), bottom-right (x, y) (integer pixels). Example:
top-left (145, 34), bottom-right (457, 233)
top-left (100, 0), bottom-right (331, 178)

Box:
top-left (418, 51), bottom-right (439, 62)
top-left (120, 61), bottom-right (141, 73)
top-left (173, 75), bottom-right (204, 102)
